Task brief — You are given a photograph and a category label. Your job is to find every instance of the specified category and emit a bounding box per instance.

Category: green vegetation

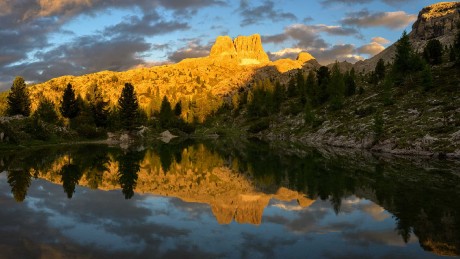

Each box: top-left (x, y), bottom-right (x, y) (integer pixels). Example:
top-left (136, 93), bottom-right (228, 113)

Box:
top-left (7, 76), bottom-right (31, 117)
top-left (118, 83), bottom-right (140, 131)
top-left (60, 83), bottom-right (80, 119)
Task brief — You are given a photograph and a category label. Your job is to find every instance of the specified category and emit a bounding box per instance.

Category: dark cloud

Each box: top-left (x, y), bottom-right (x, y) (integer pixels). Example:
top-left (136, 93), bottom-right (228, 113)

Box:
top-left (104, 12), bottom-right (189, 37)
top-left (0, 0), bottom-right (223, 89)
top-left (167, 39), bottom-right (211, 63)
top-left (1, 36), bottom-right (151, 87)
top-left (341, 9), bottom-right (416, 29)
top-left (239, 0), bottom-right (297, 27)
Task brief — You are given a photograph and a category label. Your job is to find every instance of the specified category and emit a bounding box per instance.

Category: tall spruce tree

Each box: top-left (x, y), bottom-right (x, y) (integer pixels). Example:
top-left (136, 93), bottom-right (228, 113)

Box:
top-left (118, 83), bottom-right (139, 131)
top-left (328, 63), bottom-right (345, 110)
top-left (375, 58), bottom-right (386, 83)
top-left (393, 31), bottom-right (413, 74)
top-left (423, 39), bottom-right (443, 65)
top-left (90, 84), bottom-right (109, 127)
top-left (60, 83), bottom-right (80, 119)
top-left (159, 96), bottom-right (173, 128)
top-left (7, 76), bottom-right (31, 116)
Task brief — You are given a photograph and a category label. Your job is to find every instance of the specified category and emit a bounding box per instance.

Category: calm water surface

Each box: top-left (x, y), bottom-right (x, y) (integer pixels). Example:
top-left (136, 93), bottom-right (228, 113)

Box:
top-left (0, 140), bottom-right (459, 258)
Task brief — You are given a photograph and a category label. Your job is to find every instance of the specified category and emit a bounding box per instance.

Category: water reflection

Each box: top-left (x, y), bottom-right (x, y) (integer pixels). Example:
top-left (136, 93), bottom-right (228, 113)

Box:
top-left (0, 140), bottom-right (459, 257)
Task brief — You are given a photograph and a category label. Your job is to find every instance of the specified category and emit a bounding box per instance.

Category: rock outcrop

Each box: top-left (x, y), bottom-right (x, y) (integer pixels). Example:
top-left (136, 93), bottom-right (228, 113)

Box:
top-left (410, 2), bottom-right (460, 50)
top-left (210, 34), bottom-right (269, 65)
top-left (355, 2), bottom-right (460, 72)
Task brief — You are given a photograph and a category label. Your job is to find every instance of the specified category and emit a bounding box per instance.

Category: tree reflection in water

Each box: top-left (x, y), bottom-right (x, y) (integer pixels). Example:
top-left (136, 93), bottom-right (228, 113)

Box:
top-left (0, 141), bottom-right (458, 256)
top-left (116, 149), bottom-right (145, 199)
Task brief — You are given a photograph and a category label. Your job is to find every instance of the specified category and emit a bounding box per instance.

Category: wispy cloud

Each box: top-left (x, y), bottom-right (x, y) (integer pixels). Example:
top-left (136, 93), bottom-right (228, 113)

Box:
top-left (341, 9), bottom-right (416, 29)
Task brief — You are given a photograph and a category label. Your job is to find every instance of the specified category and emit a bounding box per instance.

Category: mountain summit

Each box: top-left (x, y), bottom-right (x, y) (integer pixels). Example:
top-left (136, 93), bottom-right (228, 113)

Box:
top-left (210, 34), bottom-right (270, 65)
top-left (355, 1), bottom-right (460, 72)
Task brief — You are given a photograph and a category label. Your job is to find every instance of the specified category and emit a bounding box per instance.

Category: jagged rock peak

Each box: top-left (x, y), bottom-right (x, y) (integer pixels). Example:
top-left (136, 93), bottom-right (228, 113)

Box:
top-left (296, 52), bottom-right (315, 63)
top-left (210, 35), bottom-right (237, 58)
top-left (411, 1), bottom-right (460, 41)
top-left (210, 34), bottom-right (269, 65)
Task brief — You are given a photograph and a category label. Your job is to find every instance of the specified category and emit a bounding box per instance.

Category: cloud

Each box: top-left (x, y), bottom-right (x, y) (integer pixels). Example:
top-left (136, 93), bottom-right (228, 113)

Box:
top-left (371, 36), bottom-right (390, 45)
top-left (310, 44), bottom-right (365, 65)
top-left (104, 12), bottom-right (190, 37)
top-left (0, 36), bottom-right (151, 89)
top-left (341, 9), bottom-right (416, 29)
top-left (239, 0), bottom-right (297, 27)
top-left (356, 41), bottom-right (385, 56)
top-left (263, 24), bottom-right (359, 50)
top-left (167, 39), bottom-right (211, 63)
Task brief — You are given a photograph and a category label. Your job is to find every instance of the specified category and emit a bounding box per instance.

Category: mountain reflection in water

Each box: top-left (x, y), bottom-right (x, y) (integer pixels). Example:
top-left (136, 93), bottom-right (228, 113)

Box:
top-left (0, 140), bottom-right (459, 258)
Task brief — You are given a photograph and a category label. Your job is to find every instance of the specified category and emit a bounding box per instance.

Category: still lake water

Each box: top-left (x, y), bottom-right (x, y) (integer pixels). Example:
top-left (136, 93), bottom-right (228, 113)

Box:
top-left (0, 140), bottom-right (459, 258)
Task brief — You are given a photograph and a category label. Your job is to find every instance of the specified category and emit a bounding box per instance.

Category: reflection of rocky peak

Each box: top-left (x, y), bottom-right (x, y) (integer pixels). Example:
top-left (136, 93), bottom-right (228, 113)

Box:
top-left (410, 2), bottom-right (460, 48)
top-left (210, 34), bottom-right (269, 65)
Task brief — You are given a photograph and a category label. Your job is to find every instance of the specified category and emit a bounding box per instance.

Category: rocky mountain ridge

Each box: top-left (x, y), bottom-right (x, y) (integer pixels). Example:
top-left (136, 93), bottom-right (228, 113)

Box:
top-left (355, 1), bottom-right (460, 72)
top-left (25, 34), bottom-right (318, 122)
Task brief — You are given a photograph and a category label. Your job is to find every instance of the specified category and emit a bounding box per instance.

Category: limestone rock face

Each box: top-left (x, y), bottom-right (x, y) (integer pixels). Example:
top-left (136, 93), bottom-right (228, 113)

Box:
top-left (355, 2), bottom-right (460, 72)
top-left (209, 36), bottom-right (237, 59)
top-left (210, 34), bottom-right (269, 65)
top-left (411, 2), bottom-right (460, 41)
top-left (296, 52), bottom-right (315, 63)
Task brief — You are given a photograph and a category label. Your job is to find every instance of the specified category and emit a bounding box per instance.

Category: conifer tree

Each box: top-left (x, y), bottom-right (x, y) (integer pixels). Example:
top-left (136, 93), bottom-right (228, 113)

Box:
top-left (375, 58), bottom-right (386, 83)
top-left (90, 84), bottom-right (109, 128)
top-left (174, 101), bottom-right (182, 117)
top-left (34, 98), bottom-right (59, 124)
top-left (344, 68), bottom-right (356, 96)
top-left (305, 70), bottom-right (318, 105)
top-left (328, 63), bottom-right (345, 110)
top-left (316, 66), bottom-right (330, 104)
top-left (60, 83), bottom-right (80, 119)
top-left (118, 83), bottom-right (139, 131)
top-left (159, 96), bottom-right (173, 128)
top-left (393, 31), bottom-right (413, 74)
top-left (7, 76), bottom-right (31, 116)
top-left (423, 39), bottom-right (443, 65)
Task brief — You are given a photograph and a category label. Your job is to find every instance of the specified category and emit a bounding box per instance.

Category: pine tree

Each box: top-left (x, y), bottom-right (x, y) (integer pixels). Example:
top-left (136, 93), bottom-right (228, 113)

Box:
top-left (375, 58), bottom-right (386, 83)
top-left (7, 76), bottom-right (31, 117)
top-left (60, 83), bottom-right (80, 119)
top-left (393, 31), bottom-right (413, 74)
top-left (118, 83), bottom-right (139, 131)
top-left (327, 63), bottom-right (345, 110)
top-left (305, 71), bottom-right (318, 106)
top-left (174, 101), bottom-right (182, 117)
top-left (423, 39), bottom-right (443, 65)
top-left (90, 84), bottom-right (109, 128)
top-left (316, 66), bottom-right (330, 104)
top-left (344, 68), bottom-right (356, 96)
top-left (159, 96), bottom-right (173, 128)
top-left (34, 98), bottom-right (59, 124)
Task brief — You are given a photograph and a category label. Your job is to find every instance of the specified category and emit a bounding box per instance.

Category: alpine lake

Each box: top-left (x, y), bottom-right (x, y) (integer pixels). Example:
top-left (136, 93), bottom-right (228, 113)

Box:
top-left (1, 139), bottom-right (459, 258)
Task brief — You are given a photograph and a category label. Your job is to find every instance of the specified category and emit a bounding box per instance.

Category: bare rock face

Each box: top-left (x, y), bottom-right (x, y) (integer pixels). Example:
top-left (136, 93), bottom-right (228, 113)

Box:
top-left (296, 52), bottom-right (315, 63)
top-left (410, 2), bottom-right (460, 50)
top-left (355, 2), bottom-right (460, 72)
top-left (411, 2), bottom-right (460, 41)
top-left (209, 35), bottom-right (237, 59)
top-left (210, 34), bottom-right (269, 65)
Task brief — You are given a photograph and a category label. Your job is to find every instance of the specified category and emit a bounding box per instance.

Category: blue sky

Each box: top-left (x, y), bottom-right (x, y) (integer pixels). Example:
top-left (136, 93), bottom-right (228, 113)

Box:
top-left (0, 0), bottom-right (447, 89)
